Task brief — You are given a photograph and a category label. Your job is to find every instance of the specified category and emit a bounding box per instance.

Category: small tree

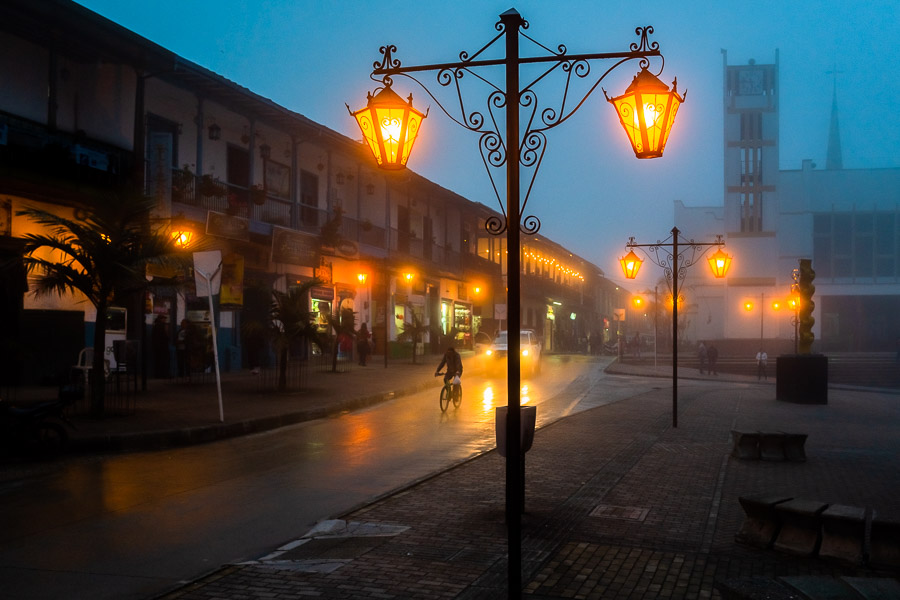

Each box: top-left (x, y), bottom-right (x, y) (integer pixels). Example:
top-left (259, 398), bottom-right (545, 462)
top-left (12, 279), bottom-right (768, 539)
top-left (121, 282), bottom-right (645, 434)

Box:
top-left (397, 303), bottom-right (428, 364)
top-left (270, 279), bottom-right (322, 391)
top-left (18, 195), bottom-right (184, 415)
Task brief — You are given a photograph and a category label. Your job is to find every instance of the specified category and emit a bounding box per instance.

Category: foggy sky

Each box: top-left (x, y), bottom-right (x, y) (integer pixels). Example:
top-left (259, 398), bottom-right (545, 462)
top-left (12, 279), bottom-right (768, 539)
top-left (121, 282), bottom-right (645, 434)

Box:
top-left (75, 0), bottom-right (900, 282)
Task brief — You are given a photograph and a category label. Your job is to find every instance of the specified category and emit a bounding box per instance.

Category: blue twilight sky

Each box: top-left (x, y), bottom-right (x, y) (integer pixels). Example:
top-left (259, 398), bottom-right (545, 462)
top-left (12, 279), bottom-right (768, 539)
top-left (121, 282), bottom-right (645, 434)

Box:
top-left (75, 0), bottom-right (900, 283)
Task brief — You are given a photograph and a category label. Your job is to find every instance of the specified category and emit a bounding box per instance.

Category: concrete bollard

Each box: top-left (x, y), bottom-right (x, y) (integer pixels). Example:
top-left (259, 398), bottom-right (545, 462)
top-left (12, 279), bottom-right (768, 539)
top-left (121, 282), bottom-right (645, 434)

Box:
top-left (736, 495), bottom-right (793, 548)
top-left (759, 433), bottom-right (786, 461)
top-left (730, 431), bottom-right (760, 460)
top-left (773, 499), bottom-right (828, 556)
top-left (818, 504), bottom-right (867, 565)
top-left (869, 515), bottom-right (900, 569)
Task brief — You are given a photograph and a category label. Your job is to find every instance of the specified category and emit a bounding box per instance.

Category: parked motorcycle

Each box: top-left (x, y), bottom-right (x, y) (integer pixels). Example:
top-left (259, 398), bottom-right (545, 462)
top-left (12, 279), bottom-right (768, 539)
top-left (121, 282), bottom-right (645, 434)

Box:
top-left (0, 396), bottom-right (75, 458)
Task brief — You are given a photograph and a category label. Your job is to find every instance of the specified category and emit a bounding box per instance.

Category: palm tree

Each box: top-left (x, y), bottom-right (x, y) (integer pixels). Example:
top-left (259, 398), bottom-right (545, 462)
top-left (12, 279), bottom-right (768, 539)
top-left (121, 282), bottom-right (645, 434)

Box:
top-left (325, 306), bottom-right (356, 373)
top-left (270, 279), bottom-right (322, 391)
top-left (17, 194), bottom-right (184, 415)
top-left (397, 303), bottom-right (428, 364)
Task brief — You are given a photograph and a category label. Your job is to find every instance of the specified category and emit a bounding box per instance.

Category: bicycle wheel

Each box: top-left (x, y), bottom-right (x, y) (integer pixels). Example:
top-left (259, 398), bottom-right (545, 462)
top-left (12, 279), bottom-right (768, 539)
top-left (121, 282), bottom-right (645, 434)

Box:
top-left (452, 384), bottom-right (462, 408)
top-left (440, 385), bottom-right (451, 412)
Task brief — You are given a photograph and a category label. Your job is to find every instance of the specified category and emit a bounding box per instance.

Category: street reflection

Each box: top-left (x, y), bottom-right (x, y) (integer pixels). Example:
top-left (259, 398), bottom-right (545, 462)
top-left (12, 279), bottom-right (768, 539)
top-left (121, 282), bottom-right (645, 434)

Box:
top-left (482, 385), bottom-right (495, 412)
top-left (478, 383), bottom-right (533, 418)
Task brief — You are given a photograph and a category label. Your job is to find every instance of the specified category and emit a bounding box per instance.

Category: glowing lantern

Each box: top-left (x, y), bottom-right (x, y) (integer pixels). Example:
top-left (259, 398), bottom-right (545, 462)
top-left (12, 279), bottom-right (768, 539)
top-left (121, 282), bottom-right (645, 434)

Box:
top-left (606, 66), bottom-right (685, 159)
top-left (171, 229), bottom-right (194, 249)
top-left (707, 248), bottom-right (732, 278)
top-left (348, 84), bottom-right (427, 170)
top-left (619, 249), bottom-right (643, 279)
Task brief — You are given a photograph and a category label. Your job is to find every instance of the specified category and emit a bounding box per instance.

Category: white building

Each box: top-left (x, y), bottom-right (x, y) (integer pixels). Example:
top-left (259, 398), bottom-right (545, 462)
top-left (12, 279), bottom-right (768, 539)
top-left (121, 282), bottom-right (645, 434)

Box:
top-left (677, 51), bottom-right (900, 355)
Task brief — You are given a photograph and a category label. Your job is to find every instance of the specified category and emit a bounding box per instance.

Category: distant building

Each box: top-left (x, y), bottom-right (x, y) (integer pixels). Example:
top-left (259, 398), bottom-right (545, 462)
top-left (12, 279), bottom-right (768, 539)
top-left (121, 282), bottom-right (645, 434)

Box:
top-left (677, 51), bottom-right (900, 354)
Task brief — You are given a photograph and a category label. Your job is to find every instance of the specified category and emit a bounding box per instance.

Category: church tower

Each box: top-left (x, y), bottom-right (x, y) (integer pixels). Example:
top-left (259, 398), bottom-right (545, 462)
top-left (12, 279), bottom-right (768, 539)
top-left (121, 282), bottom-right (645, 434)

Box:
top-left (825, 79), bottom-right (843, 170)
top-left (722, 51), bottom-right (779, 234)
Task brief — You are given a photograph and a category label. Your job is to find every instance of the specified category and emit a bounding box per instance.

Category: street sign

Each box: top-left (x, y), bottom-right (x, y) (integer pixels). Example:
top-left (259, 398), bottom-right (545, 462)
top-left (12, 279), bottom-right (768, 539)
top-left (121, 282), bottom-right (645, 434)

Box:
top-left (193, 250), bottom-right (222, 297)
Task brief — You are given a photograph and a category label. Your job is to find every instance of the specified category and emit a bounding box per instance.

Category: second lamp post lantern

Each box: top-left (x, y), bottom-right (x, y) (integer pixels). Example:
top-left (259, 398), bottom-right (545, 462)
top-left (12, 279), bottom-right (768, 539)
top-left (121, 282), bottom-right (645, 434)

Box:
top-left (620, 227), bottom-right (732, 428)
top-left (349, 9), bottom-right (684, 597)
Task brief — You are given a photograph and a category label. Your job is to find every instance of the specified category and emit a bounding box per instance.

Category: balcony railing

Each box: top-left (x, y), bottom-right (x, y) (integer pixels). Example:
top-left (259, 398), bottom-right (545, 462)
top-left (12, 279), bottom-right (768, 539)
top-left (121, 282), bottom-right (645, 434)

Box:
top-left (0, 110), bottom-right (129, 193)
top-left (169, 167), bottom-right (468, 270)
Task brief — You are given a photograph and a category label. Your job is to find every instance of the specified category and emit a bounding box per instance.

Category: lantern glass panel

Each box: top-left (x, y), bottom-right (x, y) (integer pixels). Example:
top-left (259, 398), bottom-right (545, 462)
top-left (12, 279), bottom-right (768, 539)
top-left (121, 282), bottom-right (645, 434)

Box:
top-left (707, 249), bottom-right (732, 278)
top-left (353, 109), bottom-right (384, 166)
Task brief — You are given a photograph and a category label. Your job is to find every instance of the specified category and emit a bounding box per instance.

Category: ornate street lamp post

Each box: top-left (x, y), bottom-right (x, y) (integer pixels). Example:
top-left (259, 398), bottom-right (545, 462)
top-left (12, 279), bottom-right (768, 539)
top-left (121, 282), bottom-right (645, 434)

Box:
top-left (620, 227), bottom-right (731, 427)
top-left (350, 11), bottom-right (683, 596)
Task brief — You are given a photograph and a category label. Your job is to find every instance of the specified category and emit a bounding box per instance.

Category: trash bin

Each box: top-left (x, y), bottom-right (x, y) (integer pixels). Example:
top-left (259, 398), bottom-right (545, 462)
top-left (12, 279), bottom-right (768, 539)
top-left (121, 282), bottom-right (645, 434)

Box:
top-left (495, 405), bottom-right (537, 457)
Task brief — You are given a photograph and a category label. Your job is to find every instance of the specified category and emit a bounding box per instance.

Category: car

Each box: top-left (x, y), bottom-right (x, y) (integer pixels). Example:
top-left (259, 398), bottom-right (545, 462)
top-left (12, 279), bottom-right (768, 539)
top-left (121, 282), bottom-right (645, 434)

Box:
top-left (485, 329), bottom-right (542, 376)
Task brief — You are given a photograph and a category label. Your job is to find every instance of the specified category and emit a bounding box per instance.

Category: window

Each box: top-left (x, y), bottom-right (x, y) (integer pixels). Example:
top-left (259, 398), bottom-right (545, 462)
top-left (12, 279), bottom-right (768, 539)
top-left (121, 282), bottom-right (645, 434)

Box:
top-left (875, 214), bottom-right (896, 277)
top-left (813, 214), bottom-right (832, 278)
top-left (299, 169), bottom-right (319, 227)
top-left (740, 112), bottom-right (762, 141)
top-left (813, 212), bottom-right (899, 280)
top-left (226, 145), bottom-right (249, 187)
top-left (741, 192), bottom-right (762, 232)
top-left (477, 236), bottom-right (491, 261)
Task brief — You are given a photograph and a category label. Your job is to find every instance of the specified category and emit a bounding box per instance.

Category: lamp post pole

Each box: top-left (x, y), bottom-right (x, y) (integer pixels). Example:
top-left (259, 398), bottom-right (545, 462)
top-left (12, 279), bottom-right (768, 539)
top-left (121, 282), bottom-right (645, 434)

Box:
top-left (760, 292), bottom-right (765, 346)
top-left (654, 285), bottom-right (658, 368)
top-left (384, 258), bottom-right (389, 369)
top-left (351, 12), bottom-right (683, 595)
top-left (621, 227), bottom-right (731, 428)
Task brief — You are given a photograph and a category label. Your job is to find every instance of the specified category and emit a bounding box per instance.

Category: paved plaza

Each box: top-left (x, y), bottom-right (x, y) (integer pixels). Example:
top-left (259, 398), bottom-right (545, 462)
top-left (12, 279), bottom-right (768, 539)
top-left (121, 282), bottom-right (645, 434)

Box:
top-left (99, 360), bottom-right (899, 600)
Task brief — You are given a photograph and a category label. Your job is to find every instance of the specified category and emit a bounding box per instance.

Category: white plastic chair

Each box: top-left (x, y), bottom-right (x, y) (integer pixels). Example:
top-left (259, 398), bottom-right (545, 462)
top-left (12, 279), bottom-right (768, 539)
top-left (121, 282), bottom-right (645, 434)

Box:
top-left (72, 347), bottom-right (110, 383)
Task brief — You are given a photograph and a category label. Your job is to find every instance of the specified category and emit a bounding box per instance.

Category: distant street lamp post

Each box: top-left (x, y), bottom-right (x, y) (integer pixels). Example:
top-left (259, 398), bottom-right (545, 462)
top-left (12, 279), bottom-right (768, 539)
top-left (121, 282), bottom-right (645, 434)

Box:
top-left (634, 287), bottom-right (659, 367)
top-left (743, 292), bottom-right (767, 346)
top-left (620, 227), bottom-right (731, 427)
top-left (349, 11), bottom-right (684, 596)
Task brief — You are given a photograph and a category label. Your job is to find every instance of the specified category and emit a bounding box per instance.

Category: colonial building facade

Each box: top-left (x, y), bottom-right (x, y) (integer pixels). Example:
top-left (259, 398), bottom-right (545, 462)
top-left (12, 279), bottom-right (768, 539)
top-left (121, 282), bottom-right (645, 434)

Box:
top-left (0, 0), bottom-right (618, 385)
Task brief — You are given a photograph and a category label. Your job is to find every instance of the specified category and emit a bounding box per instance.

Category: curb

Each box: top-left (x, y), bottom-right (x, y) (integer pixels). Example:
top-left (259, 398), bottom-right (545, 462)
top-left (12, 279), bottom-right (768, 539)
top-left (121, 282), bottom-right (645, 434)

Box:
top-left (68, 374), bottom-right (448, 454)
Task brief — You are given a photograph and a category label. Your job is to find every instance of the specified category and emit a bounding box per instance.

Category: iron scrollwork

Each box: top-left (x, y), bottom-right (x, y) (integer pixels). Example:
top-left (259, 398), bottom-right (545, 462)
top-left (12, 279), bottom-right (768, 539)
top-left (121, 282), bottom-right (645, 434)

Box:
top-left (626, 230), bottom-right (726, 298)
top-left (370, 21), bottom-right (664, 238)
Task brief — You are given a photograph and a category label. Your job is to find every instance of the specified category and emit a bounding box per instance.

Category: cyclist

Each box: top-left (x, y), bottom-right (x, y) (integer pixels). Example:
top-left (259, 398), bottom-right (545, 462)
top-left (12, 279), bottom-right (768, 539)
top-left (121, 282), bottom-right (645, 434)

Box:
top-left (435, 345), bottom-right (463, 385)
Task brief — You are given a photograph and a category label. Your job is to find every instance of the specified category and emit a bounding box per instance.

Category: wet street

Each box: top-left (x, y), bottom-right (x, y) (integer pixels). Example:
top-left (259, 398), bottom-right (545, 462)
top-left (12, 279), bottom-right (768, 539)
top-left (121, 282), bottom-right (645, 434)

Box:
top-left (0, 356), bottom-right (665, 599)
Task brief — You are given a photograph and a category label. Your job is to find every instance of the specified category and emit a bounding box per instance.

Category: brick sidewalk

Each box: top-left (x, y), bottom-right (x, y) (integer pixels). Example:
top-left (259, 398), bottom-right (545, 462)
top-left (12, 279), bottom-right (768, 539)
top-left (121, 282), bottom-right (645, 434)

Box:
top-left (158, 374), bottom-right (900, 599)
top-left (59, 355), bottom-right (463, 452)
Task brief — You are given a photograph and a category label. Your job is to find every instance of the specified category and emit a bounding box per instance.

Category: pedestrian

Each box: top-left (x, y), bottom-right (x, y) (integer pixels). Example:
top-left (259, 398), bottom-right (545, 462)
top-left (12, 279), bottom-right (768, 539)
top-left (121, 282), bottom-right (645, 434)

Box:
top-left (152, 315), bottom-right (170, 378)
top-left (176, 318), bottom-right (192, 378)
top-left (698, 341), bottom-right (708, 374)
top-left (756, 348), bottom-right (768, 381)
top-left (707, 343), bottom-right (719, 375)
top-left (357, 323), bottom-right (371, 366)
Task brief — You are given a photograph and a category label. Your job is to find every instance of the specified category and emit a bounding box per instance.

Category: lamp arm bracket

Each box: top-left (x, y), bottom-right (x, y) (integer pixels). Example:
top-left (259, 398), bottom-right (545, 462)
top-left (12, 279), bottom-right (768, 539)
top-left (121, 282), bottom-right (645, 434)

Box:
top-left (368, 23), bottom-right (665, 241)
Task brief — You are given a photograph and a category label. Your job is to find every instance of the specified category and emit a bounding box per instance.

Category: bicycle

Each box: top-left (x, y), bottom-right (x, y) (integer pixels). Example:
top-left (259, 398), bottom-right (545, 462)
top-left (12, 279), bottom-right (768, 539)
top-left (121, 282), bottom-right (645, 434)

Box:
top-left (435, 371), bottom-right (462, 412)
